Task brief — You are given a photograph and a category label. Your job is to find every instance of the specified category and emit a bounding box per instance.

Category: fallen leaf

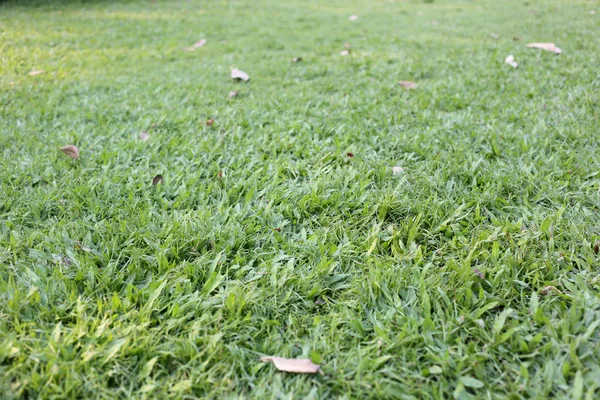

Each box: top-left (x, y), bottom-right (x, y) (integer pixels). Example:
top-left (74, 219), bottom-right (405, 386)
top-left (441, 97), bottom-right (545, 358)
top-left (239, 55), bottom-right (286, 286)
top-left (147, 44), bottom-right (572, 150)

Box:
top-left (184, 39), bottom-right (206, 51)
top-left (346, 152), bottom-right (354, 157)
top-left (260, 357), bottom-right (320, 373)
top-left (206, 119), bottom-right (215, 126)
top-left (75, 243), bottom-right (92, 253)
top-left (473, 269), bottom-right (485, 279)
top-left (231, 68), bottom-right (250, 81)
top-left (392, 166), bottom-right (404, 175)
top-left (429, 365), bottom-right (443, 374)
top-left (59, 145), bottom-right (79, 159)
top-left (512, 37), bottom-right (521, 41)
top-left (540, 286), bottom-right (561, 295)
top-left (140, 131), bottom-right (150, 141)
top-left (152, 175), bottom-right (164, 185)
top-left (349, 15), bottom-right (359, 21)
top-left (292, 57), bottom-right (302, 63)
top-left (504, 54), bottom-right (518, 68)
top-left (229, 91), bottom-right (239, 98)
top-left (527, 42), bottom-right (562, 54)
top-left (28, 69), bottom-right (45, 76)
top-left (490, 33), bottom-right (500, 39)
top-left (340, 50), bottom-right (350, 56)
top-left (398, 81), bottom-right (418, 89)
top-left (274, 227), bottom-right (282, 232)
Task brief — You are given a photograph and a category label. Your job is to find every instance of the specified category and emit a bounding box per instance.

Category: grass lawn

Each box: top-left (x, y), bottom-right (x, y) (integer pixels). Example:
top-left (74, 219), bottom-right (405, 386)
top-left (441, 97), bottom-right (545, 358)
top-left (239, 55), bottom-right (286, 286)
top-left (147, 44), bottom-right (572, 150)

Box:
top-left (1, 0), bottom-right (600, 398)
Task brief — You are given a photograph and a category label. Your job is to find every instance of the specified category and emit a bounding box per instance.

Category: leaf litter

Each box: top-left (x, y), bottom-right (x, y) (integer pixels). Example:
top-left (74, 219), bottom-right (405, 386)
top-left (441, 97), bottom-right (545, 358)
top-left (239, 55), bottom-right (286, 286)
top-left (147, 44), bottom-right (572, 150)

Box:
top-left (152, 175), bottom-right (164, 185)
top-left (527, 42), bottom-right (562, 54)
top-left (398, 81), bottom-right (418, 89)
top-left (260, 356), bottom-right (320, 373)
top-left (184, 39), bottom-right (206, 51)
top-left (231, 68), bottom-right (250, 81)
top-left (504, 55), bottom-right (518, 68)
top-left (59, 145), bottom-right (79, 159)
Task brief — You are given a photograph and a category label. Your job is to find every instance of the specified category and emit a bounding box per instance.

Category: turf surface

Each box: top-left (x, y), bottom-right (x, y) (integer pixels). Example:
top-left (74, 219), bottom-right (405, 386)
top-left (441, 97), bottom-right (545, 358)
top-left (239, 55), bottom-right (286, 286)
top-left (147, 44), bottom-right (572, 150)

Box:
top-left (1, 0), bottom-right (600, 398)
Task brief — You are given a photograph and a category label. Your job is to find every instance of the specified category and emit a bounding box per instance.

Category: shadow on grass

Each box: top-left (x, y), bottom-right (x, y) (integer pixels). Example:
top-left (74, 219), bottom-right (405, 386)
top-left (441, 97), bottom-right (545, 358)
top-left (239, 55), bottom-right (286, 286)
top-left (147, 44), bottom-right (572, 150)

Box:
top-left (0, 0), bottom-right (142, 9)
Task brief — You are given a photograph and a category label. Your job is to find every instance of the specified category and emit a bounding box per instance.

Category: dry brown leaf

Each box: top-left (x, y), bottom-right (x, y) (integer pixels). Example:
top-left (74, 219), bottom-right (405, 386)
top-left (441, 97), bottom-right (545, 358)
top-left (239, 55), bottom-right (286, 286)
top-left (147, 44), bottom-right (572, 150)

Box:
top-left (152, 175), bottom-right (164, 185)
top-left (59, 145), bottom-right (79, 159)
top-left (398, 81), bottom-right (418, 89)
top-left (504, 55), bottom-right (518, 68)
top-left (392, 166), bottom-right (404, 175)
top-left (28, 69), bottom-right (45, 76)
top-left (229, 91), bottom-right (239, 98)
top-left (490, 33), bottom-right (500, 39)
top-left (349, 15), bottom-right (359, 21)
top-left (527, 42), bottom-right (562, 54)
top-left (184, 39), bottom-right (206, 51)
top-left (140, 131), bottom-right (150, 141)
top-left (260, 357), bottom-right (320, 374)
top-left (540, 286), bottom-right (561, 295)
top-left (292, 57), bottom-right (302, 63)
top-left (75, 243), bottom-right (92, 252)
top-left (340, 50), bottom-right (350, 56)
top-left (206, 119), bottom-right (215, 126)
top-left (231, 68), bottom-right (250, 81)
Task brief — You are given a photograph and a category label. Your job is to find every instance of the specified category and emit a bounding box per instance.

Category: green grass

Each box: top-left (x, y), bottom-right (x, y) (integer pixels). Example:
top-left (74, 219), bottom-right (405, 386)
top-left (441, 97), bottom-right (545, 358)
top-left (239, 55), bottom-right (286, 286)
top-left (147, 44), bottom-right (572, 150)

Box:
top-left (1, 0), bottom-right (600, 398)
